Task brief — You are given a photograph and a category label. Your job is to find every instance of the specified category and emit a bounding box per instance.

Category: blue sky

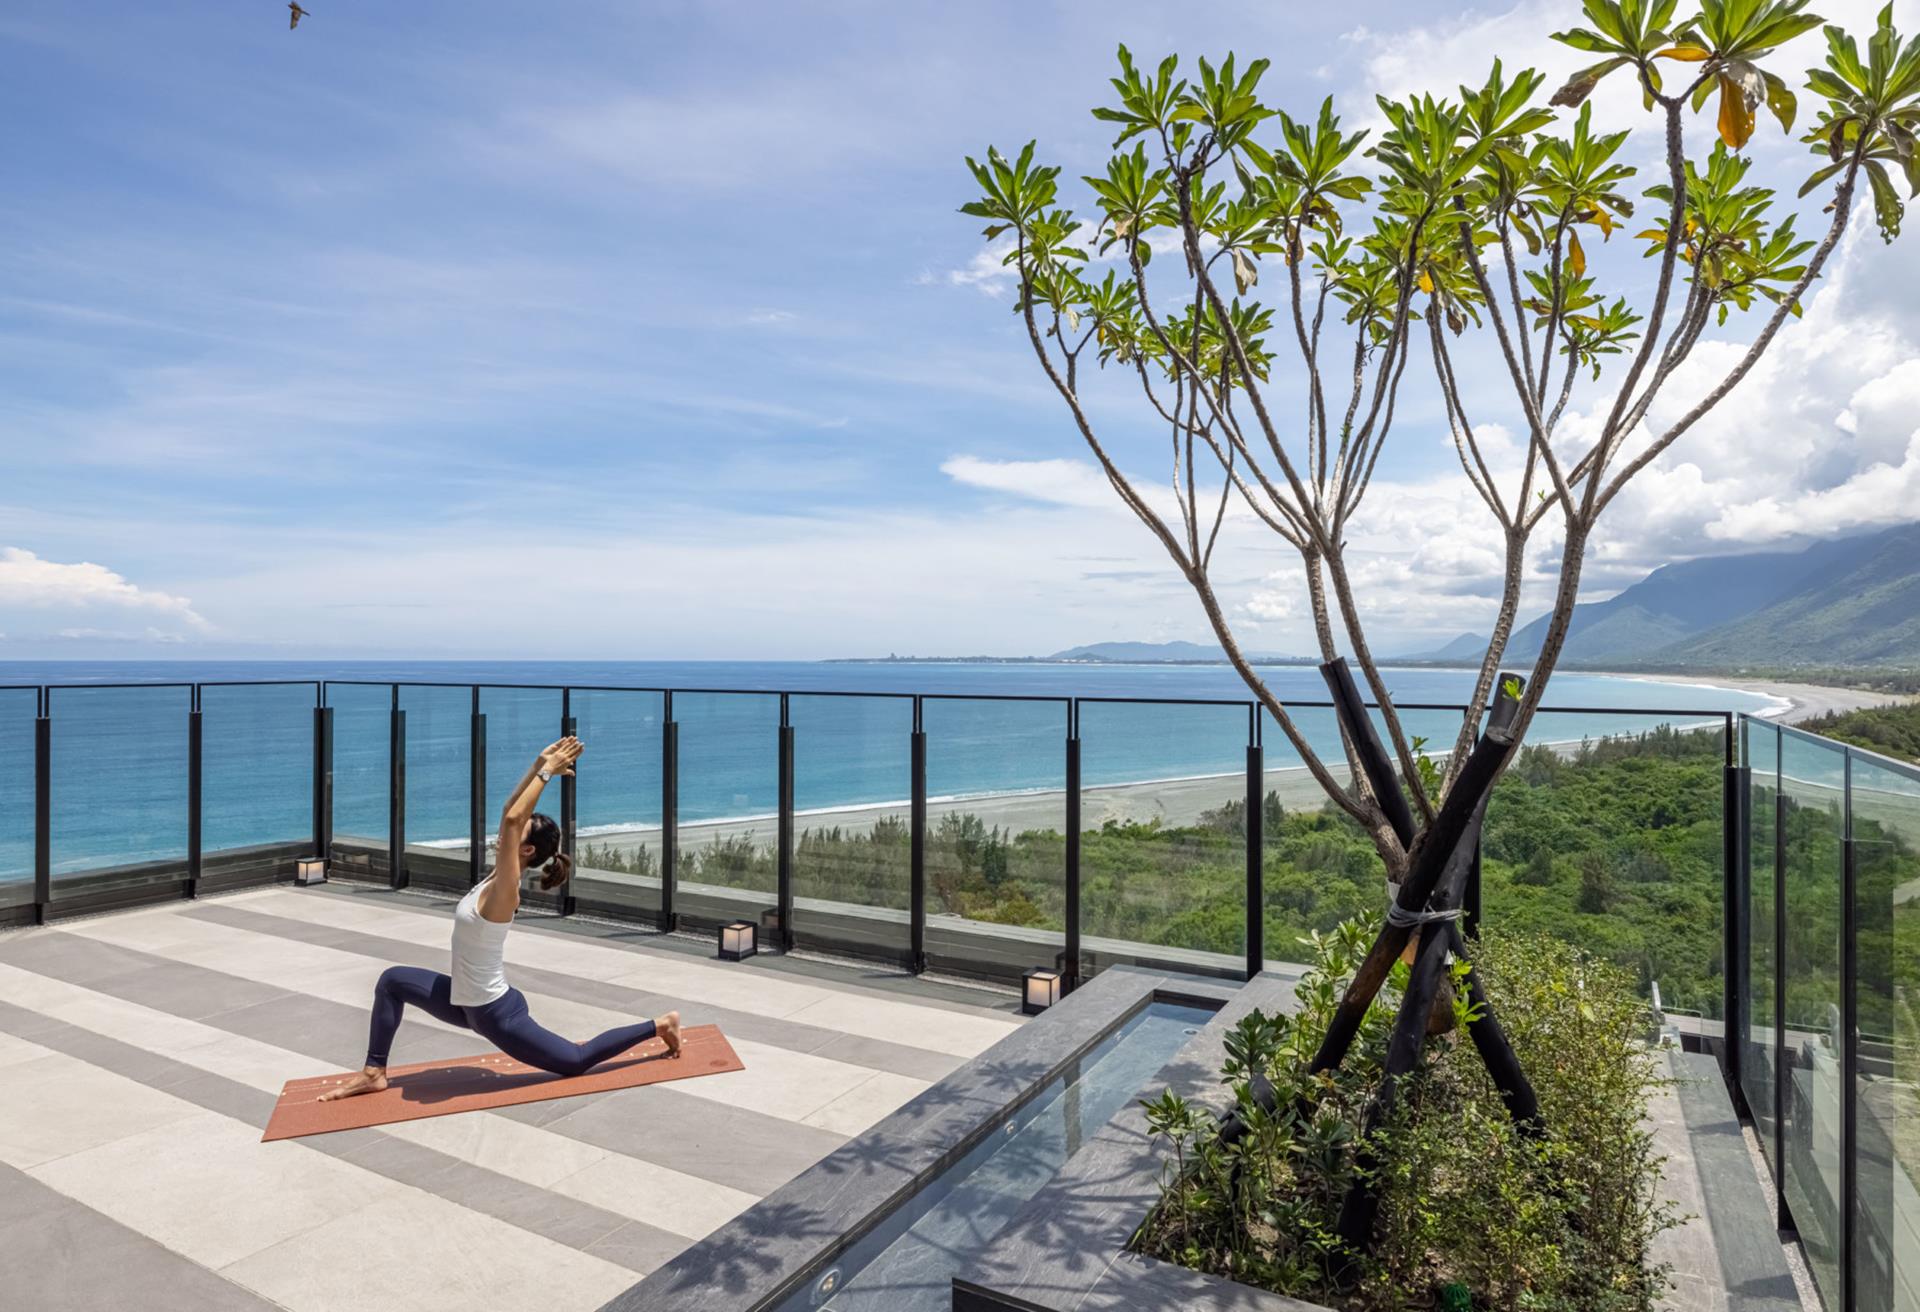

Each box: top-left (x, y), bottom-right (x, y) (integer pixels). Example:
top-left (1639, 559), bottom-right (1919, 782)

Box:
top-left (2, 0), bottom-right (1915, 659)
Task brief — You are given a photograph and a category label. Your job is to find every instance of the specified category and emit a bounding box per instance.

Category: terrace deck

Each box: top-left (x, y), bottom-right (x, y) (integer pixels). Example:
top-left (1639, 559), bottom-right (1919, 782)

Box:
top-left (0, 882), bottom-right (1022, 1311)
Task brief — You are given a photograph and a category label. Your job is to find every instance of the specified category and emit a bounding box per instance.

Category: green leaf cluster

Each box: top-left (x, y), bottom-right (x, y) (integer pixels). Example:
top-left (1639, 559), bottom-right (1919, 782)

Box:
top-left (1133, 924), bottom-right (1679, 1309)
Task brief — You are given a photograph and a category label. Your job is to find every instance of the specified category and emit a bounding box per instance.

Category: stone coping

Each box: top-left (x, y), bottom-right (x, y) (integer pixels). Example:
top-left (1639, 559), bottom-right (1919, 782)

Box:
top-left (597, 964), bottom-right (1242, 1312)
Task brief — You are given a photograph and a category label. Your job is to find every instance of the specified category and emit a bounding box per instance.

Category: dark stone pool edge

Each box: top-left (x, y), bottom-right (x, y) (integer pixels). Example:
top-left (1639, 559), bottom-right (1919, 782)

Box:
top-left (596, 963), bottom-right (1247, 1312)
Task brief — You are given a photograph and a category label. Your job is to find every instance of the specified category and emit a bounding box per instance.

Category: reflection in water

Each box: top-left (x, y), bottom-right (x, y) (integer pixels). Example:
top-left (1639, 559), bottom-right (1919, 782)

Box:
top-left (772, 1001), bottom-right (1214, 1312)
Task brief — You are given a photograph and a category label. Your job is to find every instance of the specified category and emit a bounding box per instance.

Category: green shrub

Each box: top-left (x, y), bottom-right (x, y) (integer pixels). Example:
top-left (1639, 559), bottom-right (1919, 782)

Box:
top-left (1133, 922), bottom-right (1677, 1311)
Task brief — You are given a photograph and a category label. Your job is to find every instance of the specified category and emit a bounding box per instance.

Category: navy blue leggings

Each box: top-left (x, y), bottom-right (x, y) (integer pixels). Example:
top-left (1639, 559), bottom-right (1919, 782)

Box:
top-left (363, 966), bottom-right (658, 1078)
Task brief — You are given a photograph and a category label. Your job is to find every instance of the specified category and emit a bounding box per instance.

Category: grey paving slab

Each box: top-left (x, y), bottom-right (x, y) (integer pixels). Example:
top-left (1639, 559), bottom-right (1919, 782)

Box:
top-left (217, 988), bottom-right (482, 1069)
top-left (0, 931), bottom-right (292, 1022)
top-left (586, 1220), bottom-right (704, 1276)
top-left (0, 930), bottom-right (162, 988)
top-left (185, 902), bottom-right (973, 1082)
top-left (0, 1161), bottom-right (283, 1312)
top-left (0, 999), bottom-right (229, 1100)
top-left (427, 1157), bottom-right (634, 1253)
top-left (165, 1071), bottom-right (282, 1126)
top-left (494, 1088), bottom-right (621, 1128)
top-left (49, 1024), bottom-right (217, 1093)
top-left (534, 1083), bottom-right (850, 1197)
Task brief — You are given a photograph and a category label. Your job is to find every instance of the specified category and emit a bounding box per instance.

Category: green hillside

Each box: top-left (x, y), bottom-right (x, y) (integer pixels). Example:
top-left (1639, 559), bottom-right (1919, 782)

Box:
top-left (1490, 523), bottom-right (1920, 671)
top-left (1653, 527), bottom-right (1920, 667)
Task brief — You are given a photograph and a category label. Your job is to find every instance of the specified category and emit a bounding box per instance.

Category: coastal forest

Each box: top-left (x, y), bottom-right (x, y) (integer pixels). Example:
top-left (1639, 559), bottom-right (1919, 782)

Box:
top-left (582, 722), bottom-right (1920, 1024)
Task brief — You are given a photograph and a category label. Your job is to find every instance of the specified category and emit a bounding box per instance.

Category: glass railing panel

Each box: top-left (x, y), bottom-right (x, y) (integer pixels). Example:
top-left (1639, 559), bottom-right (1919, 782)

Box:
top-left (479, 686), bottom-right (564, 909)
top-left (567, 688), bottom-right (666, 923)
top-left (1780, 728), bottom-right (1847, 1305)
top-left (789, 693), bottom-right (913, 962)
top-left (674, 691), bottom-right (780, 933)
top-left (49, 684), bottom-right (190, 902)
top-left (1484, 709), bottom-right (1728, 1021)
top-left (1078, 700), bottom-right (1250, 981)
top-left (922, 697), bottom-right (1068, 981)
top-left (0, 689), bottom-right (36, 913)
top-left (399, 685), bottom-right (473, 894)
top-left (1259, 706), bottom-right (1380, 972)
top-left (1746, 717), bottom-right (1782, 1159)
top-left (324, 683), bottom-right (392, 882)
top-left (1851, 752), bottom-right (1920, 1312)
top-left (200, 683), bottom-right (315, 889)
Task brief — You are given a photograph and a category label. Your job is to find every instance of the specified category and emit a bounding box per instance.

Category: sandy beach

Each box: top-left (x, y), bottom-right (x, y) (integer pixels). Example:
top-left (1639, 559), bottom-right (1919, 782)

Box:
top-left (558, 674), bottom-right (1915, 867)
top-left (1596, 673), bottom-right (1913, 723)
top-left (578, 673), bottom-right (1868, 862)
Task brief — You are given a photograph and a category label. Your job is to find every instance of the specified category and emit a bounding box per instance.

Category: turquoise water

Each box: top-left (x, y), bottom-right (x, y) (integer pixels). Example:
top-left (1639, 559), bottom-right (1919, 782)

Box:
top-left (768, 999), bottom-right (1219, 1312)
top-left (0, 660), bottom-right (1776, 883)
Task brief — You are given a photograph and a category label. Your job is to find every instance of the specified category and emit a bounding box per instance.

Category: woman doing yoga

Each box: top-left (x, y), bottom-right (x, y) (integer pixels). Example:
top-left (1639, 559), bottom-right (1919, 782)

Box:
top-left (322, 736), bottom-right (680, 1101)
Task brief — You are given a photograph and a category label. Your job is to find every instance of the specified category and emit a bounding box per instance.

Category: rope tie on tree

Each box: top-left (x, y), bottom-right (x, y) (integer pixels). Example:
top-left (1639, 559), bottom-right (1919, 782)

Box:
top-left (1384, 901), bottom-right (1463, 930)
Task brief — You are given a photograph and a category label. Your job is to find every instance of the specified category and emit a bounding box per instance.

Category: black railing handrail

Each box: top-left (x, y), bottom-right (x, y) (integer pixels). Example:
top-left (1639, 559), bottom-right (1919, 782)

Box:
top-left (7, 676), bottom-right (1746, 722)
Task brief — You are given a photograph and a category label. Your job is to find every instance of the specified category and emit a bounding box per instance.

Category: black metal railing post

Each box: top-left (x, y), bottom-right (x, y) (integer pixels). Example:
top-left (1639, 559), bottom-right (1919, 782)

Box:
top-left (1774, 728), bottom-right (1789, 1224)
top-left (1246, 717), bottom-right (1264, 980)
top-left (390, 700), bottom-right (408, 891)
top-left (33, 695), bottom-right (50, 924)
top-left (559, 697), bottom-right (577, 917)
top-left (1463, 709), bottom-right (1482, 939)
top-left (1839, 750), bottom-right (1857, 1312)
top-left (469, 693), bottom-right (487, 888)
top-left (187, 691), bottom-right (203, 899)
top-left (313, 701), bottom-right (333, 863)
top-left (777, 695), bottom-right (794, 951)
top-left (661, 693), bottom-right (677, 931)
top-left (1724, 761), bottom-right (1751, 1111)
top-left (1065, 704), bottom-right (1081, 989)
top-left (910, 698), bottom-right (927, 975)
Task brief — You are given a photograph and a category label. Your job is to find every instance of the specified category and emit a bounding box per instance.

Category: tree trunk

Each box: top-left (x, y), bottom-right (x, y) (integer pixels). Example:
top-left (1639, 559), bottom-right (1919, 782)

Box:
top-left (1308, 725), bottom-right (1510, 1076)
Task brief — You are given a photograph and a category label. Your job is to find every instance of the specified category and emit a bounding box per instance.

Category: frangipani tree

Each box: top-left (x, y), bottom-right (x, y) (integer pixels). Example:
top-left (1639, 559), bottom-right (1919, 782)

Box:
top-left (963, 0), bottom-right (1920, 1264)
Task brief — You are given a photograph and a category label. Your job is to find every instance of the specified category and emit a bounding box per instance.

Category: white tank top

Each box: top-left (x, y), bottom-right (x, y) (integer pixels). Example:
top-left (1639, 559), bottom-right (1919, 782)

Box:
top-left (449, 881), bottom-right (511, 1007)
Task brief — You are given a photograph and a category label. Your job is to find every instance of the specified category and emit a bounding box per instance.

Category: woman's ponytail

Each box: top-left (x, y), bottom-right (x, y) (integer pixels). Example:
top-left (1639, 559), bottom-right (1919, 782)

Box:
top-left (539, 852), bottom-right (573, 891)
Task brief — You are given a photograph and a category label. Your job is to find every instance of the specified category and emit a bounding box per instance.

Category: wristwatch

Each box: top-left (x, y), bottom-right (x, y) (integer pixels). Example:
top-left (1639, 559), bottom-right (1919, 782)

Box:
top-left (538, 769), bottom-right (553, 783)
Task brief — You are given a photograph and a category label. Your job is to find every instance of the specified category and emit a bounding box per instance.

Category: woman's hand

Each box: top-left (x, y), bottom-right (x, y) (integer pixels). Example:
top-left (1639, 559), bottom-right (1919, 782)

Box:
top-left (539, 736), bottom-right (584, 777)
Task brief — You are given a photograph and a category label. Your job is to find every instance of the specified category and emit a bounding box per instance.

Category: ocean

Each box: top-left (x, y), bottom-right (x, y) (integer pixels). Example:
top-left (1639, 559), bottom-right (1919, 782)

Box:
top-left (0, 660), bottom-right (1780, 882)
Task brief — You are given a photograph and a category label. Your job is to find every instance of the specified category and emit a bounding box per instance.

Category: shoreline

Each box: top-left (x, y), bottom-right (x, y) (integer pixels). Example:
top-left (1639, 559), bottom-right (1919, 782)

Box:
top-left (564, 729), bottom-right (1696, 863)
top-left (1586, 671), bottom-right (1913, 723)
top-left (411, 671), bottom-right (1893, 859)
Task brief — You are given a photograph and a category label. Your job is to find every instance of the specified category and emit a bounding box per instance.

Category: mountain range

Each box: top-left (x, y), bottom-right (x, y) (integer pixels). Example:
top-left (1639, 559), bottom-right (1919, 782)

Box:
top-left (1400, 522), bottom-right (1920, 669)
top-left (1045, 640), bottom-right (1309, 663)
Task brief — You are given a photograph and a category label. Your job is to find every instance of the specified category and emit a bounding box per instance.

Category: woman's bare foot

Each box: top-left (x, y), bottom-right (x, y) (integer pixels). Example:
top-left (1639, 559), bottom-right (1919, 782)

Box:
top-left (318, 1067), bottom-right (389, 1101)
top-left (657, 1011), bottom-right (681, 1058)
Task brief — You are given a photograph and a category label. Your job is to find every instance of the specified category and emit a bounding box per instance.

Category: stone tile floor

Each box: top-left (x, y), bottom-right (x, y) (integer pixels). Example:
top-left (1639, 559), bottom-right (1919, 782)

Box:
top-left (0, 883), bottom-right (1024, 1312)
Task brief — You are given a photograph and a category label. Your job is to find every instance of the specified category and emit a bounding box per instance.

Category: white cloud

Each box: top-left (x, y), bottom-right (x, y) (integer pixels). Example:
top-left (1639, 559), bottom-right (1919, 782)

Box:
top-left (1603, 227), bottom-right (1920, 551)
top-left (0, 548), bottom-right (206, 628)
top-left (941, 455), bottom-right (1123, 510)
top-left (54, 626), bottom-right (188, 644)
top-left (944, 243), bottom-right (1019, 297)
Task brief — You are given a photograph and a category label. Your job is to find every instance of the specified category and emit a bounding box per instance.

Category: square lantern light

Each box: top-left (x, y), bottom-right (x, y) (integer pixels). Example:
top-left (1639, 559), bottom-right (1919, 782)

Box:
top-left (719, 921), bottom-right (758, 962)
top-left (1022, 967), bottom-right (1063, 1015)
top-left (296, 856), bottom-right (327, 886)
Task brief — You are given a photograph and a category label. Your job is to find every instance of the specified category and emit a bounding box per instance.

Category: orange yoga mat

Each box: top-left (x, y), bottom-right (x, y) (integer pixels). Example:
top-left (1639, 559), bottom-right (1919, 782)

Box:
top-left (262, 1025), bottom-right (743, 1142)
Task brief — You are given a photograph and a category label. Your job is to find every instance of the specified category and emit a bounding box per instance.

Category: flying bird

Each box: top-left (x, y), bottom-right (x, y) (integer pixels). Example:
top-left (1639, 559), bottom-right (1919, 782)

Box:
top-left (289, 3), bottom-right (308, 29)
